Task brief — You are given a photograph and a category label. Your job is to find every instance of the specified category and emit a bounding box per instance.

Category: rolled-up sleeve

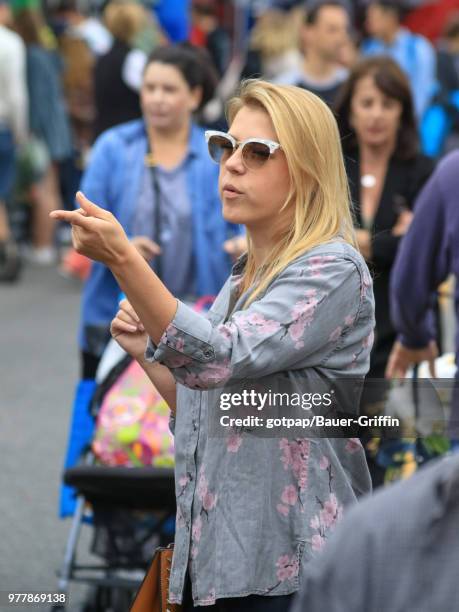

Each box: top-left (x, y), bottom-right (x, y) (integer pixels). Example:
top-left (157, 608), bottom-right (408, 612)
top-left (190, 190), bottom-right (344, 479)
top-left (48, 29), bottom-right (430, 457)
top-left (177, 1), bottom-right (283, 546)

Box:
top-left (145, 254), bottom-right (368, 389)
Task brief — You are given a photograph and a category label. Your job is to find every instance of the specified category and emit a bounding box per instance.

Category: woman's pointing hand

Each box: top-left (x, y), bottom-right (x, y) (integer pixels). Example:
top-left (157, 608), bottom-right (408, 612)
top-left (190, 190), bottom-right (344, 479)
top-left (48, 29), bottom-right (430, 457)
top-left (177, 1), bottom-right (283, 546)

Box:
top-left (50, 191), bottom-right (134, 267)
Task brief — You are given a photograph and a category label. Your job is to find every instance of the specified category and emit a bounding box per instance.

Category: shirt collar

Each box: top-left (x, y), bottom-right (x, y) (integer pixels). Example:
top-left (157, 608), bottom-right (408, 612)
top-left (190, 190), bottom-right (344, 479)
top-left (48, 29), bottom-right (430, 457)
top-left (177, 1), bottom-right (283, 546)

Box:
top-left (231, 252), bottom-right (248, 276)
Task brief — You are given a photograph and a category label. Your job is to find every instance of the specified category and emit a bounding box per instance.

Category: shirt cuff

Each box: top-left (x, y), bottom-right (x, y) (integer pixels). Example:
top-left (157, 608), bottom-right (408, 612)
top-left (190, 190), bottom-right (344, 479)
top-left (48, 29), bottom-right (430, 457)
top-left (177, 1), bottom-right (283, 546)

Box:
top-left (144, 300), bottom-right (215, 366)
top-left (397, 332), bottom-right (433, 350)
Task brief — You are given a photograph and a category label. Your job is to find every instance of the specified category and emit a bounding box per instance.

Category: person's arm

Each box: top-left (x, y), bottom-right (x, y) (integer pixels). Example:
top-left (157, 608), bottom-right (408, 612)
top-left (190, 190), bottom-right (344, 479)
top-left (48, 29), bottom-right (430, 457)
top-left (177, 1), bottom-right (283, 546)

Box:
top-left (8, 38), bottom-right (28, 144)
top-left (390, 169), bottom-right (450, 350)
top-left (144, 251), bottom-right (367, 390)
top-left (139, 360), bottom-right (177, 417)
top-left (52, 193), bottom-right (369, 389)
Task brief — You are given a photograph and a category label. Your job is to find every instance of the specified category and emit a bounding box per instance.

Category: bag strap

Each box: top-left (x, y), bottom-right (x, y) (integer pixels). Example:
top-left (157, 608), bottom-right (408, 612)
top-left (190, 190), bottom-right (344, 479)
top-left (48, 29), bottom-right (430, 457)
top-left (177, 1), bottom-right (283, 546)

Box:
top-left (145, 145), bottom-right (163, 279)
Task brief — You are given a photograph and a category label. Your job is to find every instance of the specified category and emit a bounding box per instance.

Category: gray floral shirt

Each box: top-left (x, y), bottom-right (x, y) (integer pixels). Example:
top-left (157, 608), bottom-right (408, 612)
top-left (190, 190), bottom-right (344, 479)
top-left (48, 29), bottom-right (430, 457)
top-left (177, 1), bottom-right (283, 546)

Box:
top-left (145, 239), bottom-right (375, 607)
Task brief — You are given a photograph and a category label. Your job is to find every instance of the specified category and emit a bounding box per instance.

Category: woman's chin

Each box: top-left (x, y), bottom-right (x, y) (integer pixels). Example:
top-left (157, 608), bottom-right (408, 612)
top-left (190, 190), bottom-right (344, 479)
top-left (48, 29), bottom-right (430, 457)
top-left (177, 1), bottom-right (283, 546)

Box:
top-left (222, 201), bottom-right (246, 225)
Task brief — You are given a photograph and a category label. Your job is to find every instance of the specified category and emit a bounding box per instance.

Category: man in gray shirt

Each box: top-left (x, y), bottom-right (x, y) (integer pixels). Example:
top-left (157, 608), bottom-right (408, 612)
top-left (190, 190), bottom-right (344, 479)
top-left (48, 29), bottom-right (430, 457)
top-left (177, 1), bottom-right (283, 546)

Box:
top-left (291, 454), bottom-right (459, 611)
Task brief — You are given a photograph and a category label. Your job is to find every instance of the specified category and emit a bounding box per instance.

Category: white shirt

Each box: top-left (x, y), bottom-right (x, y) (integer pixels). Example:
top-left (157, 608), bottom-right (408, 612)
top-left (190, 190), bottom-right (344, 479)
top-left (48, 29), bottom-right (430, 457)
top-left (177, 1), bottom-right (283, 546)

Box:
top-left (0, 25), bottom-right (28, 143)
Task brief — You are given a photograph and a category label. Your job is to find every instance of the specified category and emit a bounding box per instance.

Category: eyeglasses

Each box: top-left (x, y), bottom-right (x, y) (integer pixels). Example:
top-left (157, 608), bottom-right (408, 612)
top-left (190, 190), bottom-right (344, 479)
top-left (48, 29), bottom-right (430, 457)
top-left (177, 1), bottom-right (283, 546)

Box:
top-left (205, 130), bottom-right (282, 170)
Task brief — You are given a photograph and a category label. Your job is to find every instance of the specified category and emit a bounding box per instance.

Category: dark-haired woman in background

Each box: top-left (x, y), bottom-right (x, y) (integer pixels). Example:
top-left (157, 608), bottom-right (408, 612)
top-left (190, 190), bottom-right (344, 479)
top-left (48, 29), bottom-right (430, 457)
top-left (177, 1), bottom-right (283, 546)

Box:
top-left (79, 45), bottom-right (242, 379)
top-left (335, 57), bottom-right (435, 485)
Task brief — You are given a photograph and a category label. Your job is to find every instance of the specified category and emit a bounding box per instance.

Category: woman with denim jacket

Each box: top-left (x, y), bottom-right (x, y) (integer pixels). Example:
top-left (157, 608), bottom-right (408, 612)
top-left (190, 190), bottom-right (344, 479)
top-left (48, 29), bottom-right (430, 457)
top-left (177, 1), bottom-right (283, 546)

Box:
top-left (78, 44), bottom-right (242, 378)
top-left (53, 80), bottom-right (375, 610)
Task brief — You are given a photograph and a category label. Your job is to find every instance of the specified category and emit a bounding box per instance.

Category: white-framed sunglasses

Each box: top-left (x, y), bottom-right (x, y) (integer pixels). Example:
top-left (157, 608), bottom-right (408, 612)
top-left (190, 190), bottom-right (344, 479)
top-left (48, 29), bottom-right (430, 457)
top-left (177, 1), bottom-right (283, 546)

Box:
top-left (205, 130), bottom-right (282, 170)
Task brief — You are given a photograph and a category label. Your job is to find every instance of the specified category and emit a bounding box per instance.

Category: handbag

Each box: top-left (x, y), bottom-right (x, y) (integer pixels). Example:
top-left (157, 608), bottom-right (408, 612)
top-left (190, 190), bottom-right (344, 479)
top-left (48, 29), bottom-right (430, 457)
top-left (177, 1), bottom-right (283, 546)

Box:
top-left (130, 543), bottom-right (183, 612)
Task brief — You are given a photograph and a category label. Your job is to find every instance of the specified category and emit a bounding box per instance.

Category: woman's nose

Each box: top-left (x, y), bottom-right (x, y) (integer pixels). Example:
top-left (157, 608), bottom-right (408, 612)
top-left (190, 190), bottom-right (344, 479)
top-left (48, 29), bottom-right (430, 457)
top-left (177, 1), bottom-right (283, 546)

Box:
top-left (224, 146), bottom-right (245, 173)
top-left (370, 104), bottom-right (384, 119)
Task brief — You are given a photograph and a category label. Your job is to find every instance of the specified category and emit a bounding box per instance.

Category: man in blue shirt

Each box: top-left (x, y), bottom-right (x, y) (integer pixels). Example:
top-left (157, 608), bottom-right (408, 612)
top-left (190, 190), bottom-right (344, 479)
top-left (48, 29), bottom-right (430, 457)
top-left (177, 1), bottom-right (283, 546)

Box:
top-left (362, 0), bottom-right (437, 120)
top-left (386, 151), bottom-right (459, 435)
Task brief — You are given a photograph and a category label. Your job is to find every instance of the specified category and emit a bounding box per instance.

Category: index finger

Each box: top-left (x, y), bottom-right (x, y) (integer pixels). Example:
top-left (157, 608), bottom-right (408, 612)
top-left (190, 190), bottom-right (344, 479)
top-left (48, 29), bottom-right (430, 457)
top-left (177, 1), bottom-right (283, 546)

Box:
top-left (119, 298), bottom-right (141, 323)
top-left (49, 208), bottom-right (94, 228)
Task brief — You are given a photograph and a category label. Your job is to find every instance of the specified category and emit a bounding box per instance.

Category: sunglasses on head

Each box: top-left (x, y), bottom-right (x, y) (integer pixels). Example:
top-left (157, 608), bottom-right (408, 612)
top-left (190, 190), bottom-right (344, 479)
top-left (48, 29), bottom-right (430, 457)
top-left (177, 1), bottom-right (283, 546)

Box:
top-left (205, 130), bottom-right (282, 170)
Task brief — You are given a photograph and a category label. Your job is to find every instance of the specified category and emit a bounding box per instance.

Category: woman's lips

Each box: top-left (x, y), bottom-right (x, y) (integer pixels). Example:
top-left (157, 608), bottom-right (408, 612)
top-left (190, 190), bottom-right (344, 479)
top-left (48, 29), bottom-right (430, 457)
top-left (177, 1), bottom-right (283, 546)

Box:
top-left (222, 184), bottom-right (243, 198)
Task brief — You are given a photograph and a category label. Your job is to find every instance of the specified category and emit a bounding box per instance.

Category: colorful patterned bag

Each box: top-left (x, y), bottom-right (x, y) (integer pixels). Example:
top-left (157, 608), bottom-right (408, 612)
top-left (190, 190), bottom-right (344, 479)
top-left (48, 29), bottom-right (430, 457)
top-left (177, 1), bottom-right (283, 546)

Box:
top-left (92, 359), bottom-right (175, 468)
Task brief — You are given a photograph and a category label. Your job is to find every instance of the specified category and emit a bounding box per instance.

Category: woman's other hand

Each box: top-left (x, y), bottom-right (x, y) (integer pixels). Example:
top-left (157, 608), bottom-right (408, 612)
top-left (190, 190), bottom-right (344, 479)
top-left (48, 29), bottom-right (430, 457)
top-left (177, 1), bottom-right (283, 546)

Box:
top-left (131, 236), bottom-right (162, 261)
top-left (391, 210), bottom-right (413, 237)
top-left (356, 229), bottom-right (372, 260)
top-left (110, 298), bottom-right (148, 361)
top-left (50, 191), bottom-right (134, 267)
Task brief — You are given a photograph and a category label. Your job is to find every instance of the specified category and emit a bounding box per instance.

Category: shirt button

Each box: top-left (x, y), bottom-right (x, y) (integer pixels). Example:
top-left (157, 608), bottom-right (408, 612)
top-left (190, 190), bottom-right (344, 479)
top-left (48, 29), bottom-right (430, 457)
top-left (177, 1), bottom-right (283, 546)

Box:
top-left (203, 349), bottom-right (213, 358)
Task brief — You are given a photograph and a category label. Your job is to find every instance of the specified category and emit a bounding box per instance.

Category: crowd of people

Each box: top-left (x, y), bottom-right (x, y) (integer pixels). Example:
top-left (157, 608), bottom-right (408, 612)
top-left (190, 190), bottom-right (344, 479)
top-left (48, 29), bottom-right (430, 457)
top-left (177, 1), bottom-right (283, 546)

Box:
top-left (3, 0), bottom-right (459, 609)
top-left (0, 0), bottom-right (459, 276)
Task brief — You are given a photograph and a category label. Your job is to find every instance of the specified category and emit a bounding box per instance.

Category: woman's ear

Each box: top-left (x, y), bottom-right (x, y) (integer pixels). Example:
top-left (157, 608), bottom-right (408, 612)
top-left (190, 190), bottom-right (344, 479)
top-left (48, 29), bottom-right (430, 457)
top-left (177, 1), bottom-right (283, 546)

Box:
top-left (190, 85), bottom-right (203, 112)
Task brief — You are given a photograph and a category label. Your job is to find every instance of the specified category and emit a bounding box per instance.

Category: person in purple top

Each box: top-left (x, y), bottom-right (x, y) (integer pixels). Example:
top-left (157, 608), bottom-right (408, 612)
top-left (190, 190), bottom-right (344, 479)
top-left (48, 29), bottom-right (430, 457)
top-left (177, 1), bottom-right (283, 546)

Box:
top-left (386, 150), bottom-right (459, 434)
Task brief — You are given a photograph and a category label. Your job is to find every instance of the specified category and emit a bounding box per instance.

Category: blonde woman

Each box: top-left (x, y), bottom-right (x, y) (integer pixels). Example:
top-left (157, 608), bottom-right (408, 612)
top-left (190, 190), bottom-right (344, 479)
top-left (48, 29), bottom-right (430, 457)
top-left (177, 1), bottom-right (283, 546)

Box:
top-left (244, 9), bottom-right (302, 80)
top-left (51, 80), bottom-right (375, 610)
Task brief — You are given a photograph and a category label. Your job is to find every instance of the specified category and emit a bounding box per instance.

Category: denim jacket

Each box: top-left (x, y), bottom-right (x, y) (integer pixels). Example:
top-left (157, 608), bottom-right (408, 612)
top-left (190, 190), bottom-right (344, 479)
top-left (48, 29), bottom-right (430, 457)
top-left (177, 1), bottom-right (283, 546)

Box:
top-left (78, 119), bottom-right (241, 353)
top-left (146, 239), bottom-right (375, 606)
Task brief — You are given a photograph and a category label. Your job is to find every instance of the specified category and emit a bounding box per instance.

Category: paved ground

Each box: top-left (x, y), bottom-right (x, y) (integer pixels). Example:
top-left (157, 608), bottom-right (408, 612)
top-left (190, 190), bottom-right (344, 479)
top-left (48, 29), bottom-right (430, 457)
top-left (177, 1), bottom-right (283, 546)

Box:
top-left (0, 262), bottom-right (95, 611)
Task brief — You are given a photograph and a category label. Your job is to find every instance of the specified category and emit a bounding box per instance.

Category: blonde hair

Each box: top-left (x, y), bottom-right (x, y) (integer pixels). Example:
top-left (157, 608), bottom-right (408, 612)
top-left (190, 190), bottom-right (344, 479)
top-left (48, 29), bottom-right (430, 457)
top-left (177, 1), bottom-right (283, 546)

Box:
top-left (226, 79), bottom-right (357, 307)
top-left (250, 9), bottom-right (300, 59)
top-left (104, 1), bottom-right (146, 45)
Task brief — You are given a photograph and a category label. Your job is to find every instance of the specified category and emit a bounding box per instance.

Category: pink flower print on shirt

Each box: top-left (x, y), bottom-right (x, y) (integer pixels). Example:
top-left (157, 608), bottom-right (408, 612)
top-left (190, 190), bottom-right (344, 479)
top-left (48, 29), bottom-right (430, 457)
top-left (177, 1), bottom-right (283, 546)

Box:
top-left (307, 255), bottom-right (336, 278)
top-left (361, 269), bottom-right (372, 299)
top-left (285, 291), bottom-right (321, 349)
top-left (310, 515), bottom-right (320, 530)
top-left (226, 431), bottom-right (243, 453)
top-left (277, 503), bottom-right (290, 517)
top-left (178, 475), bottom-right (190, 488)
top-left (279, 438), bottom-right (310, 493)
top-left (278, 439), bottom-right (310, 514)
top-left (329, 326), bottom-right (343, 342)
top-left (289, 320), bottom-right (306, 349)
top-left (319, 456), bottom-right (330, 470)
top-left (345, 438), bottom-right (362, 454)
top-left (319, 494), bottom-right (340, 529)
top-left (192, 514), bottom-right (203, 543)
top-left (309, 492), bottom-right (344, 552)
top-left (362, 329), bottom-right (375, 350)
top-left (344, 314), bottom-right (355, 327)
top-left (276, 554), bottom-right (299, 582)
top-left (217, 322), bottom-right (235, 340)
top-left (196, 467), bottom-right (218, 518)
top-left (311, 534), bottom-right (325, 552)
top-left (203, 491), bottom-right (217, 511)
top-left (235, 311), bottom-right (281, 337)
top-left (190, 545), bottom-right (199, 560)
top-left (197, 470), bottom-right (208, 500)
top-left (281, 485), bottom-right (298, 506)
top-left (183, 359), bottom-right (232, 389)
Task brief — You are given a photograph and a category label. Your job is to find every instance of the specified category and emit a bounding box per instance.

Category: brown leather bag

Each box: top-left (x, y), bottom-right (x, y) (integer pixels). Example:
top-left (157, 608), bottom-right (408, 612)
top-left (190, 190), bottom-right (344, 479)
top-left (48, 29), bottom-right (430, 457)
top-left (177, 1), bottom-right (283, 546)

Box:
top-left (130, 544), bottom-right (183, 612)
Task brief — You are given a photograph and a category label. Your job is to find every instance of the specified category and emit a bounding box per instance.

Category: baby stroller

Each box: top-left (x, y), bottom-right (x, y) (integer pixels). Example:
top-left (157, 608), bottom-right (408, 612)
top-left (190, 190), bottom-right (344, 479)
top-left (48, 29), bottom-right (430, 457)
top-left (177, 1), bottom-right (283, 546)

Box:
top-left (53, 342), bottom-right (176, 612)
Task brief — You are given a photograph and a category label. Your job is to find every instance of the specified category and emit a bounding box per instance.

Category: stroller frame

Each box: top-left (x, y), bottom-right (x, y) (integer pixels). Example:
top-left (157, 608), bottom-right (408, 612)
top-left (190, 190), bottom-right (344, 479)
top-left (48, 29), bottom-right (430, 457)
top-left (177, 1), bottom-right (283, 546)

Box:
top-left (53, 354), bottom-right (176, 612)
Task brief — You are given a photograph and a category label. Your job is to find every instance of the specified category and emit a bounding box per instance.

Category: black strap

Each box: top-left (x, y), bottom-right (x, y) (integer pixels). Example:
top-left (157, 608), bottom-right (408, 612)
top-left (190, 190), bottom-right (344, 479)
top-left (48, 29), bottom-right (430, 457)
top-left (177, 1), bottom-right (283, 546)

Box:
top-left (149, 163), bottom-right (163, 279)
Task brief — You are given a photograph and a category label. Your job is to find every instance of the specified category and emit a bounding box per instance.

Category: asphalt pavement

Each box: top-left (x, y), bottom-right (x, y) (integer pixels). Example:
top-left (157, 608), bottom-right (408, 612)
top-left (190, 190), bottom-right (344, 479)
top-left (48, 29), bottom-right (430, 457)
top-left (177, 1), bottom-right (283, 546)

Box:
top-left (0, 262), bottom-right (95, 611)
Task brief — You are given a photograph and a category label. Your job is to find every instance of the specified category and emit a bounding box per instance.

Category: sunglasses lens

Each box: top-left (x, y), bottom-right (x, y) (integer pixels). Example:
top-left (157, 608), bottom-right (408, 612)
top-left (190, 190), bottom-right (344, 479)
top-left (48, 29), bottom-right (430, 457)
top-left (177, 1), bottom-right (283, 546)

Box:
top-left (242, 142), bottom-right (271, 169)
top-left (208, 135), bottom-right (234, 164)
